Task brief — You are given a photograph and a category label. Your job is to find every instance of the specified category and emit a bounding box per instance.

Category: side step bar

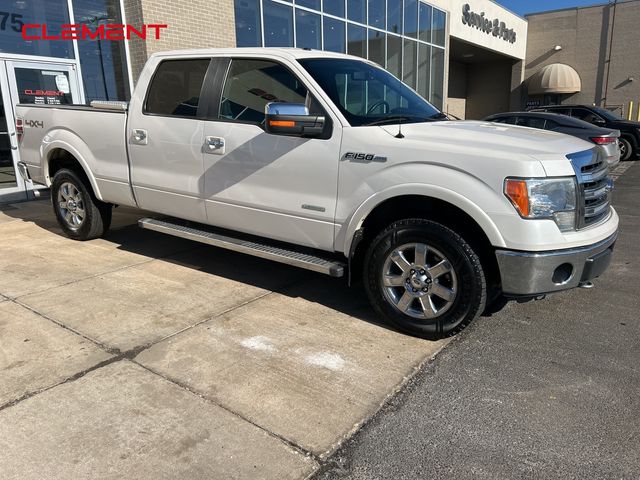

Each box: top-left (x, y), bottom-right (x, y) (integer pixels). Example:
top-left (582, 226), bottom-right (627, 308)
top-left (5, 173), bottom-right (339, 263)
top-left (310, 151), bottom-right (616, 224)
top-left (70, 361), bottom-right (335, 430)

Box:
top-left (138, 218), bottom-right (345, 277)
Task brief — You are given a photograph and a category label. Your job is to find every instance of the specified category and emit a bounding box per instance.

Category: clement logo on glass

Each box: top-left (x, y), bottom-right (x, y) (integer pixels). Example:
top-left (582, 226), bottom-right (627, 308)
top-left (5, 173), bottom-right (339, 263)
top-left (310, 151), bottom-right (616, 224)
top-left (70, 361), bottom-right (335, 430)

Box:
top-left (22, 24), bottom-right (168, 41)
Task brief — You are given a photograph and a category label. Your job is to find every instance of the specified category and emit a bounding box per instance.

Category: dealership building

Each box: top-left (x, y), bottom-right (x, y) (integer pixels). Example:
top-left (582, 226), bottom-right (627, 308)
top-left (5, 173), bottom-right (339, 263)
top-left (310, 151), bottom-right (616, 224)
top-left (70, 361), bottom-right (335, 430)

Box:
top-left (1, 0), bottom-right (638, 202)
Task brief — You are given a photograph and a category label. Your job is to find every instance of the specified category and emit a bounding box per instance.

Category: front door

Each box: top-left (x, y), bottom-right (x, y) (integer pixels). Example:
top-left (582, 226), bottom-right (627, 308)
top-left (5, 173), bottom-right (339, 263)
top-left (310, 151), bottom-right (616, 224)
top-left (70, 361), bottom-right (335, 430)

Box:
top-left (0, 60), bottom-right (81, 202)
top-left (202, 58), bottom-right (341, 251)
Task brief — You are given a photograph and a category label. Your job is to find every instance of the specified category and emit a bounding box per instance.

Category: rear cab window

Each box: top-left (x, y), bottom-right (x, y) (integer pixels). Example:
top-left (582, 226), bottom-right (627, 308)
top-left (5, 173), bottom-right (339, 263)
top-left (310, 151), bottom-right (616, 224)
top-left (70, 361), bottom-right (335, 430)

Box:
top-left (145, 59), bottom-right (210, 117)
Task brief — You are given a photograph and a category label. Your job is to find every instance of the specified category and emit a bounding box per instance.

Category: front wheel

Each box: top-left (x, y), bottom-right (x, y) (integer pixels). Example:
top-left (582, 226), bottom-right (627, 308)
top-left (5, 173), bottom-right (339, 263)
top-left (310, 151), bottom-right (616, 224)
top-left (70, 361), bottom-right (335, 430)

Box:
top-left (51, 168), bottom-right (112, 240)
top-left (363, 219), bottom-right (486, 339)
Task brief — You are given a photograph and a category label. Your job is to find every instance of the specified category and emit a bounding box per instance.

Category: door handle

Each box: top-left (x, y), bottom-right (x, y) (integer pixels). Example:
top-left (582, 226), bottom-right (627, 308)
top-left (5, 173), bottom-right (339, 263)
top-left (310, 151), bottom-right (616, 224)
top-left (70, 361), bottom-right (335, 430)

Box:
top-left (204, 136), bottom-right (225, 154)
top-left (131, 129), bottom-right (148, 145)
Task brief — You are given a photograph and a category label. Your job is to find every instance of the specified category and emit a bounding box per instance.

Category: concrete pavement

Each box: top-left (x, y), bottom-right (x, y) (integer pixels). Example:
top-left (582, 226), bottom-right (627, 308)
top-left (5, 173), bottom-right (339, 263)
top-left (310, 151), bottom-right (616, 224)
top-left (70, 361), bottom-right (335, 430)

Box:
top-left (0, 199), bottom-right (447, 479)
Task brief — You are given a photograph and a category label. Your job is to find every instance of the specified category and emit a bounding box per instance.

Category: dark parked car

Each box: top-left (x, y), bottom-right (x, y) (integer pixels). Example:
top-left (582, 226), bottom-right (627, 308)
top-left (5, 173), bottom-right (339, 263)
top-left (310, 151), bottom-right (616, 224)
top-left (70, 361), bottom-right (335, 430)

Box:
top-left (529, 105), bottom-right (639, 161)
top-left (484, 111), bottom-right (621, 167)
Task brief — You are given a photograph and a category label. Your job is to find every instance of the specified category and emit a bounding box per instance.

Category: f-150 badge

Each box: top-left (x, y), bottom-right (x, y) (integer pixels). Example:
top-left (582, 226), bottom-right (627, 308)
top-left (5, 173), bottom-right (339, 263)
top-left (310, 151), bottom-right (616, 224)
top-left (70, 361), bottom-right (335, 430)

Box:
top-left (343, 152), bottom-right (387, 162)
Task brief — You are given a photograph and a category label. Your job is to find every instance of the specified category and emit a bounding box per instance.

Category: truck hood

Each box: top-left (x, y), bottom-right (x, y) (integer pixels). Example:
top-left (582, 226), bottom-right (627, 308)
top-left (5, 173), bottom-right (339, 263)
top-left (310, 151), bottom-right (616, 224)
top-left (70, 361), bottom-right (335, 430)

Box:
top-left (381, 120), bottom-right (591, 157)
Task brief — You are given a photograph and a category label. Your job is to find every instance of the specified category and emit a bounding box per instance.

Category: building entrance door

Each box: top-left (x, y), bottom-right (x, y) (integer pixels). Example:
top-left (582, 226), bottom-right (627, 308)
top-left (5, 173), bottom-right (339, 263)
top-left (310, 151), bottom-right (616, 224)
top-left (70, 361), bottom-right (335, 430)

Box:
top-left (0, 60), bottom-right (81, 202)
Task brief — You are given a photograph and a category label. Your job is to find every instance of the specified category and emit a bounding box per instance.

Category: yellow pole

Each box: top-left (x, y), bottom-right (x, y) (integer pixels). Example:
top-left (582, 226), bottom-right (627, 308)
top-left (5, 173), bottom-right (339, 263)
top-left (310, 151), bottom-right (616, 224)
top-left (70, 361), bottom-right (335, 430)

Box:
top-left (629, 101), bottom-right (634, 120)
top-left (637, 100), bottom-right (640, 122)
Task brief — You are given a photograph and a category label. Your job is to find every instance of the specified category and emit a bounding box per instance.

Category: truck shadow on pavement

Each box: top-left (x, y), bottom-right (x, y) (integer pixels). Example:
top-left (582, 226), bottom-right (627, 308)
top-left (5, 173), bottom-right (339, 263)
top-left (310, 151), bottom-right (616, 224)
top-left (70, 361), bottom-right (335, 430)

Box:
top-left (3, 203), bottom-right (504, 337)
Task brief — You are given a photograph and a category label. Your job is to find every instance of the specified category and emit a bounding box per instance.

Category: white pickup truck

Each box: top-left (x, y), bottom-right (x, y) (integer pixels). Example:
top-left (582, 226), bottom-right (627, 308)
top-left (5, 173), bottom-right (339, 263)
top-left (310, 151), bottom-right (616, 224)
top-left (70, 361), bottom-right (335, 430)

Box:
top-left (16, 48), bottom-right (618, 338)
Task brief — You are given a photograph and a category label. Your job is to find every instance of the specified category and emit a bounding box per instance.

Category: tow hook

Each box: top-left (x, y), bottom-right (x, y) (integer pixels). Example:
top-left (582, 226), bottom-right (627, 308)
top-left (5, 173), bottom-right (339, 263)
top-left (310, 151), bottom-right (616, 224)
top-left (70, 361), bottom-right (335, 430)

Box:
top-left (579, 281), bottom-right (594, 289)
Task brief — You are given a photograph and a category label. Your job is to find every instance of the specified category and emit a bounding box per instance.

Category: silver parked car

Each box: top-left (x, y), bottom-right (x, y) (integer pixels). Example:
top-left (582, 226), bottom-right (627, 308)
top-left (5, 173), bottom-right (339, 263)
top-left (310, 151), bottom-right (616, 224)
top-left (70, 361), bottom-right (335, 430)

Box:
top-left (484, 111), bottom-right (621, 167)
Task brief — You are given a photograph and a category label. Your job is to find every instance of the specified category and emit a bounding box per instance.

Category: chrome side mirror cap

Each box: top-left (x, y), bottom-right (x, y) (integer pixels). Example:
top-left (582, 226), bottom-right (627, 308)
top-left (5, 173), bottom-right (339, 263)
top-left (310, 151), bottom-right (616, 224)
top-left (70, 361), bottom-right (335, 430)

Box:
top-left (264, 102), bottom-right (326, 138)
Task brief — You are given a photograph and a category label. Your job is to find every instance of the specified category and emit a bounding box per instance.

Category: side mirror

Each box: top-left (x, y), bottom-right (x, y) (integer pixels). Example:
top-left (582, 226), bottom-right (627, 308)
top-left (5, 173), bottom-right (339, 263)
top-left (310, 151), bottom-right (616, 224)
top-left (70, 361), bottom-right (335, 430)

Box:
top-left (265, 102), bottom-right (326, 138)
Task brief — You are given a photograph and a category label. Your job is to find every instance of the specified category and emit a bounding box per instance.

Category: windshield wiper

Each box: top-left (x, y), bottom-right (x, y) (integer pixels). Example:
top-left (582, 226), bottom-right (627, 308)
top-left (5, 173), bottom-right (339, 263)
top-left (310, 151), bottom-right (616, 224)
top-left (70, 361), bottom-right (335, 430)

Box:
top-left (365, 115), bottom-right (437, 126)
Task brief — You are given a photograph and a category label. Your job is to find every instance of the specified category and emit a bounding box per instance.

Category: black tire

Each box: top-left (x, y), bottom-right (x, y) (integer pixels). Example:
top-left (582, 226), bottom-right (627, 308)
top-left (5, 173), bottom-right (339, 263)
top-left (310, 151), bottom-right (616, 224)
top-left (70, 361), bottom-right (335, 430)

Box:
top-left (619, 137), bottom-right (634, 161)
top-left (363, 219), bottom-right (486, 339)
top-left (51, 168), bottom-right (112, 240)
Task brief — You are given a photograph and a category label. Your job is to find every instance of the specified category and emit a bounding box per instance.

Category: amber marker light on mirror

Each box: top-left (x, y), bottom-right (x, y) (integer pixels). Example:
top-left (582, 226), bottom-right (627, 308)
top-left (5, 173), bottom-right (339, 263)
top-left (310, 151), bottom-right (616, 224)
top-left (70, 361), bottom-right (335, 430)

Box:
top-left (269, 120), bottom-right (296, 127)
top-left (504, 179), bottom-right (529, 217)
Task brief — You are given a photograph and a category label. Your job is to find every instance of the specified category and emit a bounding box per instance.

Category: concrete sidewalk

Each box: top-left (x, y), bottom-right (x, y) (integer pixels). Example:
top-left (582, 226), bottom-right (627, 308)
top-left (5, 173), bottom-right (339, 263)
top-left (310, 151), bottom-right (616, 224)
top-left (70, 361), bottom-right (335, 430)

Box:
top-left (0, 199), bottom-right (448, 479)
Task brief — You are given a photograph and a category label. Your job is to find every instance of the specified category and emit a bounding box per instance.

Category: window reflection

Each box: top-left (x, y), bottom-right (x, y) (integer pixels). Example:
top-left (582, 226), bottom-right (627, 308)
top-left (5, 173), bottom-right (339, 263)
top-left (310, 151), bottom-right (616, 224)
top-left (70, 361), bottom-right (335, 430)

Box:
top-left (72, 0), bottom-right (131, 102)
top-left (0, 0), bottom-right (73, 58)
top-left (264, 0), bottom-right (294, 46)
top-left (233, 0), bottom-right (445, 109)
top-left (235, 0), bottom-right (262, 47)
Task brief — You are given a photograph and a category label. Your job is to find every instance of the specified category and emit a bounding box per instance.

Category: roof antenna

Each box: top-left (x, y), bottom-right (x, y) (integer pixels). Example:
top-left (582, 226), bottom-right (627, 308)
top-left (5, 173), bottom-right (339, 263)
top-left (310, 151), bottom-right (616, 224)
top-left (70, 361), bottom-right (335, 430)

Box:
top-left (395, 118), bottom-right (405, 139)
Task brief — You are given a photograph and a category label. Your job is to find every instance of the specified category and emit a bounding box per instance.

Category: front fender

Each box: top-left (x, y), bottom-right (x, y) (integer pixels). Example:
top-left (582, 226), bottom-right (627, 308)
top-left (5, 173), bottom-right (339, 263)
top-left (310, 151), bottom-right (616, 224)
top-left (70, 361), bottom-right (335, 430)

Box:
top-left (336, 164), bottom-right (514, 254)
top-left (42, 130), bottom-right (103, 200)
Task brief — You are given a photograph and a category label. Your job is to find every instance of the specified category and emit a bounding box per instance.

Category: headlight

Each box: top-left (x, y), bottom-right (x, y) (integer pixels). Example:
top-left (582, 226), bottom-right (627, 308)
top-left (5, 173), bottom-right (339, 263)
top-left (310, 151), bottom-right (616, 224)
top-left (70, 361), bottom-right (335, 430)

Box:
top-left (504, 177), bottom-right (577, 232)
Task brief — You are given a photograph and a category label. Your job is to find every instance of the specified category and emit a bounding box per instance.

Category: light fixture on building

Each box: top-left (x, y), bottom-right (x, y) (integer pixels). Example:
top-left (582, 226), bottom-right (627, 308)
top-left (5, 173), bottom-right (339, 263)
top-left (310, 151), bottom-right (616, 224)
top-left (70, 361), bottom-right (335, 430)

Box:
top-left (554, 45), bottom-right (563, 51)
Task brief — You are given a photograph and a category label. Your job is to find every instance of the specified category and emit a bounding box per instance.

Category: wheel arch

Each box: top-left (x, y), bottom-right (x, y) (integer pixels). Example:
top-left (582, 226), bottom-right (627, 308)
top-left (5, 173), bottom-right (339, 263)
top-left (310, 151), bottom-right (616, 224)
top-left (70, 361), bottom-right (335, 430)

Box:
top-left (44, 143), bottom-right (102, 200)
top-left (345, 189), bottom-right (505, 296)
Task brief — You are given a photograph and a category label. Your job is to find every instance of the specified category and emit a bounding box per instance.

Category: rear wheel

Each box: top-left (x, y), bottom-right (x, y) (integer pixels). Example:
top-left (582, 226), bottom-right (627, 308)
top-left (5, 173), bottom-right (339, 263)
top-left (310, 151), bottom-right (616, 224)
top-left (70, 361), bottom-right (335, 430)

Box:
top-left (363, 219), bottom-right (486, 339)
top-left (51, 168), bottom-right (112, 240)
top-left (619, 137), bottom-right (634, 161)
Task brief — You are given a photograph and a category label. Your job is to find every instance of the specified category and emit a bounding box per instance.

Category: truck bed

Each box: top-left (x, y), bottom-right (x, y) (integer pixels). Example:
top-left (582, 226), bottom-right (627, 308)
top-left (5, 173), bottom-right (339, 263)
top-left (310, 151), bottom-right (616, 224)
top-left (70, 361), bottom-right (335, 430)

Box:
top-left (16, 103), bottom-right (135, 206)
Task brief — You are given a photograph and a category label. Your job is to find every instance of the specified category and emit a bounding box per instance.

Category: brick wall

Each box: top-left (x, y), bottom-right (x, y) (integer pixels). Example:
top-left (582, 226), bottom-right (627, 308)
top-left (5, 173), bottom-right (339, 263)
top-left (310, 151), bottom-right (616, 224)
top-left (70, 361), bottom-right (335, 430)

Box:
top-left (123, 0), bottom-right (237, 83)
top-left (525, 0), bottom-right (640, 113)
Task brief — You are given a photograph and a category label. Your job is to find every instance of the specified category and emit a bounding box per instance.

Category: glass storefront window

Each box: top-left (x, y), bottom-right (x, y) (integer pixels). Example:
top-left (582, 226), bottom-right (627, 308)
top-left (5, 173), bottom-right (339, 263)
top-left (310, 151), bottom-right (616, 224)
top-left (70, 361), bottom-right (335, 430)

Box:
top-left (368, 29), bottom-right (385, 67)
top-left (368, 0), bottom-right (385, 29)
top-left (324, 18), bottom-right (345, 52)
top-left (387, 0), bottom-right (402, 35)
top-left (403, 0), bottom-right (418, 38)
top-left (417, 43), bottom-right (430, 99)
top-left (0, 0), bottom-right (73, 58)
top-left (297, 0), bottom-right (320, 10)
top-left (347, 0), bottom-right (366, 24)
top-left (296, 9), bottom-right (321, 49)
top-left (347, 24), bottom-right (366, 58)
top-left (430, 47), bottom-right (444, 108)
top-left (264, 1), bottom-right (294, 47)
top-left (402, 39), bottom-right (417, 89)
top-left (324, 0), bottom-right (345, 17)
top-left (432, 8), bottom-right (446, 46)
top-left (386, 34), bottom-right (402, 80)
top-left (418, 3), bottom-right (432, 43)
top-left (235, 0), bottom-right (262, 47)
top-left (72, 0), bottom-right (131, 102)
top-left (232, 0), bottom-right (445, 110)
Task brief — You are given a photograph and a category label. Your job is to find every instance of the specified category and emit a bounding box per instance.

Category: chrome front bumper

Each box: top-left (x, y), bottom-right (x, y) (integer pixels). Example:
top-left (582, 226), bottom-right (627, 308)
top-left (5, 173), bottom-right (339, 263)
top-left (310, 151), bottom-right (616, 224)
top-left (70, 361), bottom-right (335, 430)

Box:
top-left (496, 232), bottom-right (618, 296)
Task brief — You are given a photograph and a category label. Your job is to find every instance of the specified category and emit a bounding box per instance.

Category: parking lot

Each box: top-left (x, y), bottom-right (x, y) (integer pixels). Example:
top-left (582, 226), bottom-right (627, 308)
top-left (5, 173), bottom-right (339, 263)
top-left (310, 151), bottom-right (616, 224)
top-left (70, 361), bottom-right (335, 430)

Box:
top-left (0, 160), bottom-right (637, 479)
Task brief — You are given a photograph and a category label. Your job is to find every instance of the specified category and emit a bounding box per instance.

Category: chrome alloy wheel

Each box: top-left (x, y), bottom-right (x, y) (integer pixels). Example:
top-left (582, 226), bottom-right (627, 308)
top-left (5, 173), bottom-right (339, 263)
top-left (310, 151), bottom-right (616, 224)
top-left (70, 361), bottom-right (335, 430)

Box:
top-left (57, 181), bottom-right (86, 230)
top-left (381, 242), bottom-right (458, 320)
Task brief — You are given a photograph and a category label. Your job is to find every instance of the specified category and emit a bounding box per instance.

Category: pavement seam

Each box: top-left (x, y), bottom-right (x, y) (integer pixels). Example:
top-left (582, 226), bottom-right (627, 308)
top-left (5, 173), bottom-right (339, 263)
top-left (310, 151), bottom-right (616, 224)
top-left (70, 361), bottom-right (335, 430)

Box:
top-left (10, 298), bottom-right (117, 353)
top-left (309, 334), bottom-right (462, 477)
top-left (131, 359), bottom-right (321, 465)
top-left (0, 355), bottom-right (124, 412)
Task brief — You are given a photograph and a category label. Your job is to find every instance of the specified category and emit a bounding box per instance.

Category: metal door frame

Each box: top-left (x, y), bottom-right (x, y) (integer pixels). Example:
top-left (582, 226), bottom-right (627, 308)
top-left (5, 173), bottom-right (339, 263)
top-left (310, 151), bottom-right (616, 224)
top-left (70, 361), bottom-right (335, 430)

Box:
top-left (0, 58), bottom-right (83, 203)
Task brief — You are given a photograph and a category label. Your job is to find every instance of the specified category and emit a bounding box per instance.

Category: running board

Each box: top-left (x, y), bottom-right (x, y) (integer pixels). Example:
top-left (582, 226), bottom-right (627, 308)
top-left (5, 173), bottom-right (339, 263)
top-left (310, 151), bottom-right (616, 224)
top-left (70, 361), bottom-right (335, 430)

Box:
top-left (138, 218), bottom-right (345, 277)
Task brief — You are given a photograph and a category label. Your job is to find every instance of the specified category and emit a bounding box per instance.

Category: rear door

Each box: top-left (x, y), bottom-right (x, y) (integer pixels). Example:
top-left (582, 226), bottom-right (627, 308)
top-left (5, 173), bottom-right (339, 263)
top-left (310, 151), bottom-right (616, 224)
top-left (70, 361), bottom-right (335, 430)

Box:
top-left (127, 58), bottom-right (210, 222)
top-left (201, 57), bottom-right (342, 251)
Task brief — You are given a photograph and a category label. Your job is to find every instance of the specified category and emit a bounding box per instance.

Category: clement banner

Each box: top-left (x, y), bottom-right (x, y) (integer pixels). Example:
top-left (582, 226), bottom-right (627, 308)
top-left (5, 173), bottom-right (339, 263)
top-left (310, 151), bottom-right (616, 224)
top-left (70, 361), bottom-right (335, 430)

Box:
top-left (21, 24), bottom-right (168, 41)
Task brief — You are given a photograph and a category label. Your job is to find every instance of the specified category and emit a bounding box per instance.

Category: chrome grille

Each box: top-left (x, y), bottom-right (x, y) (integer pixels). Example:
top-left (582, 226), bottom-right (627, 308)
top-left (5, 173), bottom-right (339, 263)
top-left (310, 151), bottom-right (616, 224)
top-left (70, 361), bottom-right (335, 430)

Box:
top-left (568, 149), bottom-right (612, 229)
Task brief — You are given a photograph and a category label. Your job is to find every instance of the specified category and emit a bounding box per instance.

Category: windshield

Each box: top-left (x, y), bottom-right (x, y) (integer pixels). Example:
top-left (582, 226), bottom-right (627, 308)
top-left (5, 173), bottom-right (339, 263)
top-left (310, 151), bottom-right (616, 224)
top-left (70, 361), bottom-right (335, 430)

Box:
top-left (592, 107), bottom-right (623, 121)
top-left (298, 58), bottom-right (444, 127)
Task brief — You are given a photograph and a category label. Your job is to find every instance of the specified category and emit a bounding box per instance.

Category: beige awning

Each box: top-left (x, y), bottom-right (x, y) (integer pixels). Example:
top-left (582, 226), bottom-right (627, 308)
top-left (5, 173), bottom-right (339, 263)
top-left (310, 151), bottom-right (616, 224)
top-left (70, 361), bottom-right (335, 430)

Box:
top-left (528, 63), bottom-right (582, 95)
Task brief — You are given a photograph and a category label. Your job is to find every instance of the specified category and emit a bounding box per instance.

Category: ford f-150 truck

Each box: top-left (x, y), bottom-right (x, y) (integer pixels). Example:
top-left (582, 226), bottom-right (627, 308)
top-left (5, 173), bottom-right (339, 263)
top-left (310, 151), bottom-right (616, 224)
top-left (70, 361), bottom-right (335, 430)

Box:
top-left (15, 48), bottom-right (618, 339)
